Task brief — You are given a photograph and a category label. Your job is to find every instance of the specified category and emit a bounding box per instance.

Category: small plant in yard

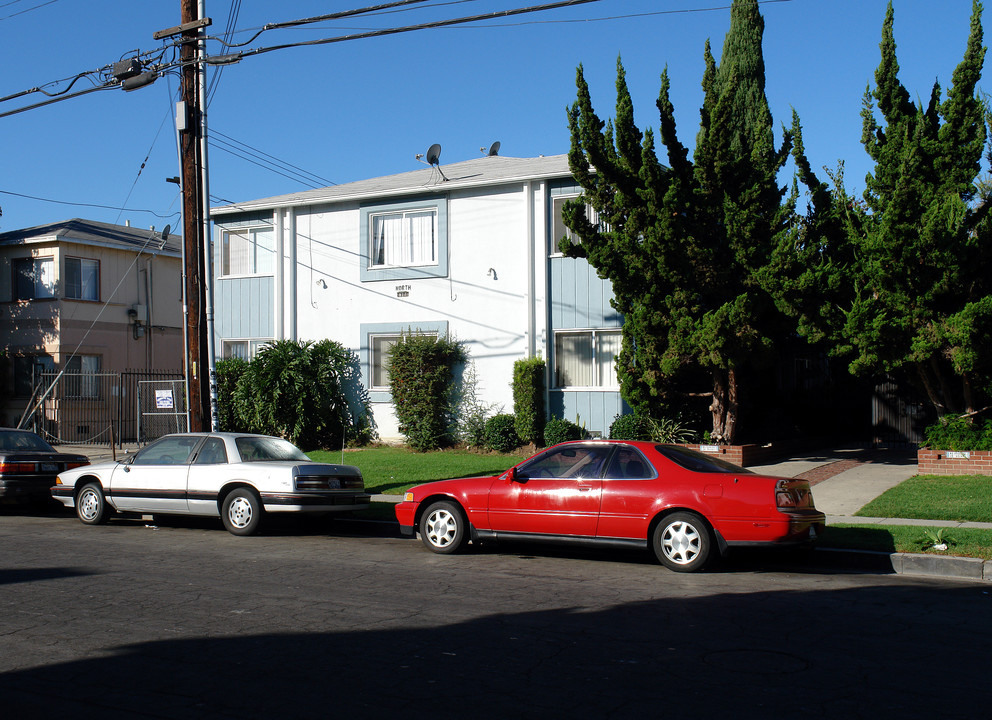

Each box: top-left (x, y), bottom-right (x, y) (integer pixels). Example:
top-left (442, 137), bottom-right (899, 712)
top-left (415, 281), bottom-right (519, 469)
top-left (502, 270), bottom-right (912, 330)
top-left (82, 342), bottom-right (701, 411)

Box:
top-left (918, 527), bottom-right (956, 552)
top-left (485, 413), bottom-right (522, 453)
top-left (543, 416), bottom-right (584, 446)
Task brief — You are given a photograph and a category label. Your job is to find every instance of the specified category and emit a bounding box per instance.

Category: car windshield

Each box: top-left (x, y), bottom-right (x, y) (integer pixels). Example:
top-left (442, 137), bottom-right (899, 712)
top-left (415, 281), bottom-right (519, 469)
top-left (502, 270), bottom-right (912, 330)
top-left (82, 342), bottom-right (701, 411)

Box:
top-left (655, 445), bottom-right (751, 474)
top-left (0, 430), bottom-right (56, 453)
top-left (235, 436), bottom-right (309, 462)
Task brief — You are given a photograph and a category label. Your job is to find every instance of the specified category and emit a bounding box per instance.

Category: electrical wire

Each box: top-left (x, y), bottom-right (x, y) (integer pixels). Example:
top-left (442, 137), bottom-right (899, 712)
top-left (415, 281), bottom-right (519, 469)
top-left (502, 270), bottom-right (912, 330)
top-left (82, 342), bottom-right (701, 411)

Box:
top-left (210, 129), bottom-right (337, 187)
top-left (0, 189), bottom-right (179, 219)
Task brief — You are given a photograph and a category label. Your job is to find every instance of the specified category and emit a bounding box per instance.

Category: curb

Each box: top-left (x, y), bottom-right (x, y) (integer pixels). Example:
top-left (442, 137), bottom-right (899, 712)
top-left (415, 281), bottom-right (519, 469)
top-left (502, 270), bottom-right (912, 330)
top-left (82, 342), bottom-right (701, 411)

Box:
top-left (812, 547), bottom-right (992, 583)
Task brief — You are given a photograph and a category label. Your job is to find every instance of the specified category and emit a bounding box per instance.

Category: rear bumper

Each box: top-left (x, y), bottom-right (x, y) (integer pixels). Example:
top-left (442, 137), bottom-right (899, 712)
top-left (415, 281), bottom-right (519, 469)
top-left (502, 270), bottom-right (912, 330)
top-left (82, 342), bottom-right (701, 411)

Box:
top-left (722, 511), bottom-right (826, 547)
top-left (262, 492), bottom-right (371, 513)
top-left (0, 478), bottom-right (57, 501)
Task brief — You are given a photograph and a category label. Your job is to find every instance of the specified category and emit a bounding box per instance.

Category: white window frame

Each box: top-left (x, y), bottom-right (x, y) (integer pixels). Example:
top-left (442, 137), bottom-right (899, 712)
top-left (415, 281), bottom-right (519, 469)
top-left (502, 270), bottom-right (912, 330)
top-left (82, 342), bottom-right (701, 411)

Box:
top-left (220, 226), bottom-right (275, 277)
top-left (554, 329), bottom-right (622, 389)
top-left (368, 208), bottom-right (438, 270)
top-left (359, 197), bottom-right (448, 282)
top-left (65, 257), bottom-right (100, 301)
top-left (222, 339), bottom-right (271, 360)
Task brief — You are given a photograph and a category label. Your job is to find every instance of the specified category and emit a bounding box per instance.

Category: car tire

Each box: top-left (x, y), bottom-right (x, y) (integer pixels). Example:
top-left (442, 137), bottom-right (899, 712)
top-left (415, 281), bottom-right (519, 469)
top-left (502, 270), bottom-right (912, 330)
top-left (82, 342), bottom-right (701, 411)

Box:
top-left (77, 483), bottom-right (111, 526)
top-left (221, 488), bottom-right (263, 536)
top-left (653, 511), bottom-right (711, 572)
top-left (419, 501), bottom-right (468, 554)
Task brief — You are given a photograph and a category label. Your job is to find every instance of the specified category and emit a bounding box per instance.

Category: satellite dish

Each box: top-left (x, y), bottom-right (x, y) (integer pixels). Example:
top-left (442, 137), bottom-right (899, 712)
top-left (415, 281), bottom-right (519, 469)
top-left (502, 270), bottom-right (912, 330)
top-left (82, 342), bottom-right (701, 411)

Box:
top-left (426, 143), bottom-right (442, 166)
top-left (488, 141), bottom-right (500, 157)
top-left (159, 224), bottom-right (171, 249)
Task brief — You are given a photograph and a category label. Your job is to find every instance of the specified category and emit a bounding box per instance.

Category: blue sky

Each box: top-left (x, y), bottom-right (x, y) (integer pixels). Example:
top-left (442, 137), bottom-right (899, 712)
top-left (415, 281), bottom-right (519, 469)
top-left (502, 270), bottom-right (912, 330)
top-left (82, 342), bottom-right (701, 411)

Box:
top-left (0, 0), bottom-right (986, 233)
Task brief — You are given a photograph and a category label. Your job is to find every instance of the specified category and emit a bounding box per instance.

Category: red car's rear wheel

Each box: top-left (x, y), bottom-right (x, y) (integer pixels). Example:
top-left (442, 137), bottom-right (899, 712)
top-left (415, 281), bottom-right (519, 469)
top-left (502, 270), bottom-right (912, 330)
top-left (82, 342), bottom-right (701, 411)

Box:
top-left (653, 512), bottom-right (711, 572)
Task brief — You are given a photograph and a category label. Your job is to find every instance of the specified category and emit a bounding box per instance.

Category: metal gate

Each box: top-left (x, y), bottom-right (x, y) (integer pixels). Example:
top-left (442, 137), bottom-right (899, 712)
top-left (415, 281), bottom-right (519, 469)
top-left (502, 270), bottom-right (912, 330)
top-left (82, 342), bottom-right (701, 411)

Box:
top-left (137, 379), bottom-right (189, 441)
top-left (25, 369), bottom-right (184, 446)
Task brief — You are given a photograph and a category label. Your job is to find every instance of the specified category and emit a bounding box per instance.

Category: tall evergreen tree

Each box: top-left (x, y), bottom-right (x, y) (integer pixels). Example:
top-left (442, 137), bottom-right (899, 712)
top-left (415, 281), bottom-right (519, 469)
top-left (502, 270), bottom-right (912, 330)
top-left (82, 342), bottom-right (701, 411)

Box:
top-left (563, 0), bottom-right (804, 442)
top-left (778, 1), bottom-right (992, 418)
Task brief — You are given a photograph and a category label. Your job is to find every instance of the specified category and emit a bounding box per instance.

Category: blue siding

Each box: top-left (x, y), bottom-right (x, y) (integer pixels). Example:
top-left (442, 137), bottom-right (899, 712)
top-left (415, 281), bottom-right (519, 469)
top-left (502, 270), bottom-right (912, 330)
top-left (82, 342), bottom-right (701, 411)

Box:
top-left (546, 179), bottom-right (625, 436)
top-left (216, 277), bottom-right (274, 339)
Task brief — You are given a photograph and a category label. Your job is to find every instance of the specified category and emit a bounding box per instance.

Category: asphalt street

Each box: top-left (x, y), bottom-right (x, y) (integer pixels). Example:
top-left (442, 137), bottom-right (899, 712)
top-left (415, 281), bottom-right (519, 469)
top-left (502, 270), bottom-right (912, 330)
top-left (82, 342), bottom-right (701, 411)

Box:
top-left (1, 508), bottom-right (991, 719)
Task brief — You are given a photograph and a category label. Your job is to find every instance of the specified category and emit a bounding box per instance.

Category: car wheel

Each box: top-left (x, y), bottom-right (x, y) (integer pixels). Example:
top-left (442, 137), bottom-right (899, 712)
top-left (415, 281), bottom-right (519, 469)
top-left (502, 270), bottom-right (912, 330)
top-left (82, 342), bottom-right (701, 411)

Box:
top-left (77, 483), bottom-right (110, 525)
top-left (419, 501), bottom-right (467, 554)
top-left (653, 511), bottom-right (711, 572)
top-left (222, 488), bottom-right (263, 536)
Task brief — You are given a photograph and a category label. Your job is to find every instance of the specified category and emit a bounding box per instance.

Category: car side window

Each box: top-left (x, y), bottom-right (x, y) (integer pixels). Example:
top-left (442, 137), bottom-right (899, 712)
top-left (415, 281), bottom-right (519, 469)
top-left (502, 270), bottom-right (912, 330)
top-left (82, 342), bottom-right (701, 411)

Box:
top-left (520, 446), bottom-right (612, 480)
top-left (194, 438), bottom-right (228, 465)
top-left (605, 447), bottom-right (653, 480)
top-left (132, 436), bottom-right (200, 466)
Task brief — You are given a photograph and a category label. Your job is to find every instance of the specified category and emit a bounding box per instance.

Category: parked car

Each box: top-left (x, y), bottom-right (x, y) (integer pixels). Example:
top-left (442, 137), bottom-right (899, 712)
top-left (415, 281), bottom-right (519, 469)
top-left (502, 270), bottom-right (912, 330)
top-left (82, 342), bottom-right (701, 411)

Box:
top-left (0, 428), bottom-right (89, 504)
top-left (52, 432), bottom-right (370, 535)
top-left (395, 440), bottom-right (826, 572)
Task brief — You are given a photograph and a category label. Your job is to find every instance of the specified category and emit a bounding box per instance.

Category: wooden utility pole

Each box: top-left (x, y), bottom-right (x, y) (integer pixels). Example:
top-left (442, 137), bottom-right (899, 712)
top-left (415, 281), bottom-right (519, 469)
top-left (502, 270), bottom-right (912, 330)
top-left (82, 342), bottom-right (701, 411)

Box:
top-left (179, 0), bottom-right (210, 431)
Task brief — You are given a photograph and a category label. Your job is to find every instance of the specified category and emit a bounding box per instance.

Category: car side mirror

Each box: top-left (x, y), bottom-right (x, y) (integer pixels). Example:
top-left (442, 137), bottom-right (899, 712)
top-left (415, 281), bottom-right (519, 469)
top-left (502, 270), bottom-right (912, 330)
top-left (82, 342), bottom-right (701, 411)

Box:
top-left (506, 466), bottom-right (522, 482)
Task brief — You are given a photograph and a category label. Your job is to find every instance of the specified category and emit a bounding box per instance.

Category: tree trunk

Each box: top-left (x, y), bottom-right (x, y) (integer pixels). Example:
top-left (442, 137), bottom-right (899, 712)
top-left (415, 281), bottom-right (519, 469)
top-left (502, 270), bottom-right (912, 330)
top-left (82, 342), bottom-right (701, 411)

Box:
top-left (709, 368), bottom-right (739, 444)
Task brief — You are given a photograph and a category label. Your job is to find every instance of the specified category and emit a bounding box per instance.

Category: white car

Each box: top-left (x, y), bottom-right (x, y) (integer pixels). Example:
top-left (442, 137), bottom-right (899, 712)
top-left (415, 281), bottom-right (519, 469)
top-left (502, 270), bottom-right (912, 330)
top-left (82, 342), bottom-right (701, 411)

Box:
top-left (52, 433), bottom-right (370, 535)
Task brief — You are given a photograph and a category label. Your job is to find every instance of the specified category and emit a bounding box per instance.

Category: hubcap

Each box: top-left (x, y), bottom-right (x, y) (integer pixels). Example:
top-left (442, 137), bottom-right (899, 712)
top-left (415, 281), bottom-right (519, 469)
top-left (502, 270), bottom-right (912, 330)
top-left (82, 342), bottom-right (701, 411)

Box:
top-left (425, 509), bottom-right (457, 548)
top-left (228, 497), bottom-right (253, 528)
top-left (662, 521), bottom-right (700, 565)
top-left (79, 490), bottom-right (99, 520)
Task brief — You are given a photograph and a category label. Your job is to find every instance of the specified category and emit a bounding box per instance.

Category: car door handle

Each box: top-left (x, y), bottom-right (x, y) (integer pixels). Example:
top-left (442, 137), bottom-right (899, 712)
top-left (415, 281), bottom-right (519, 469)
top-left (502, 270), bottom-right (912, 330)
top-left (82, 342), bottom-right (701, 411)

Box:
top-left (578, 485), bottom-right (591, 491)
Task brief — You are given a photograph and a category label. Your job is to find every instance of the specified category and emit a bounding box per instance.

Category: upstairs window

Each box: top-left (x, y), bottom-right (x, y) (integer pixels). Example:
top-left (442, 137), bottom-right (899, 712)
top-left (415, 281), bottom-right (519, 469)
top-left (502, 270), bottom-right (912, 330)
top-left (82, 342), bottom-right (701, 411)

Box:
top-left (221, 226), bottom-right (274, 276)
top-left (551, 196), bottom-right (608, 254)
top-left (369, 208), bottom-right (437, 269)
top-left (360, 197), bottom-right (448, 282)
top-left (12, 257), bottom-right (54, 300)
top-left (65, 257), bottom-right (100, 301)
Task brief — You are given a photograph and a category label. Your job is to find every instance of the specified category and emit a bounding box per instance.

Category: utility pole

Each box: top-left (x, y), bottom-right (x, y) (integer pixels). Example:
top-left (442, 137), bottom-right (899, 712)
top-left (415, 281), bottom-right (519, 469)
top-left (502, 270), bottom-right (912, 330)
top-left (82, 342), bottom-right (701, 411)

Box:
top-left (178, 0), bottom-right (210, 432)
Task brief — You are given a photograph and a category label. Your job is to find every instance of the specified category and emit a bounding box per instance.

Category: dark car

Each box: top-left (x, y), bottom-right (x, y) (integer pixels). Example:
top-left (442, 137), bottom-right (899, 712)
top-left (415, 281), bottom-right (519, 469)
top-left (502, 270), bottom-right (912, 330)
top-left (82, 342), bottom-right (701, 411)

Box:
top-left (0, 428), bottom-right (89, 504)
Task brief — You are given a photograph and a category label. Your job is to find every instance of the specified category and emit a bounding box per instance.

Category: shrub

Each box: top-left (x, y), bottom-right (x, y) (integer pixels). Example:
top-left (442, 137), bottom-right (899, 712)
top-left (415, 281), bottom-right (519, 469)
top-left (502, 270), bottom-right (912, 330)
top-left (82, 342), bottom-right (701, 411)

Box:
top-left (485, 413), bottom-right (522, 453)
top-left (453, 360), bottom-right (500, 448)
top-left (215, 356), bottom-right (249, 432)
top-left (543, 416), bottom-right (584, 446)
top-left (389, 333), bottom-right (465, 452)
top-left (925, 415), bottom-right (992, 451)
top-left (512, 357), bottom-right (546, 445)
top-left (609, 413), bottom-right (653, 440)
top-left (232, 340), bottom-right (373, 449)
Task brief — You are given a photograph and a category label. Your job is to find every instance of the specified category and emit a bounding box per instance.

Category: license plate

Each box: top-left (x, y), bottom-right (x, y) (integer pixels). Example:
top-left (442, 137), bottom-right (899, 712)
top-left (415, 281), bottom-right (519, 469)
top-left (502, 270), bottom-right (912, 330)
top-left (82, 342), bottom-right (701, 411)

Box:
top-left (41, 463), bottom-right (58, 472)
top-left (326, 478), bottom-right (341, 489)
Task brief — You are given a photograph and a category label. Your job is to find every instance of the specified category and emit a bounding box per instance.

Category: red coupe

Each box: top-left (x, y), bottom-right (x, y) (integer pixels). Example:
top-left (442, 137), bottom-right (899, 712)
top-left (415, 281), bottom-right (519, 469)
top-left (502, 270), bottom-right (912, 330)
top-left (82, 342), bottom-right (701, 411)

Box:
top-left (394, 440), bottom-right (826, 572)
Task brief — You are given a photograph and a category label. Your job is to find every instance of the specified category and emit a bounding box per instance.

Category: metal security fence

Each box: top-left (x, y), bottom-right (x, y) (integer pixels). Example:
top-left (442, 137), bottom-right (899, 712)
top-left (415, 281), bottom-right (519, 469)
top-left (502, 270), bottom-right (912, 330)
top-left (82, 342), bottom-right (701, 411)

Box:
top-left (25, 370), bottom-right (184, 446)
top-left (137, 379), bottom-right (189, 441)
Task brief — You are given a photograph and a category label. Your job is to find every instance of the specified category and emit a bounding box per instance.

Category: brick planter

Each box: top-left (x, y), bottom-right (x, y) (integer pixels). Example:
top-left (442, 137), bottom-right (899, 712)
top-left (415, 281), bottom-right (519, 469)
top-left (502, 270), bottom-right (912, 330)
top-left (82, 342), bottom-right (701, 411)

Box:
top-left (917, 448), bottom-right (992, 476)
top-left (680, 442), bottom-right (787, 468)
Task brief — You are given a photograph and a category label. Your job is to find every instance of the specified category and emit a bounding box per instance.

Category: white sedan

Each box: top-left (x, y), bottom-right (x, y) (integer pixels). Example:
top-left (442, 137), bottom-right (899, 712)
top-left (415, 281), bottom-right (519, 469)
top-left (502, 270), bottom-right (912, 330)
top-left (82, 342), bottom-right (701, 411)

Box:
top-left (52, 433), bottom-right (370, 535)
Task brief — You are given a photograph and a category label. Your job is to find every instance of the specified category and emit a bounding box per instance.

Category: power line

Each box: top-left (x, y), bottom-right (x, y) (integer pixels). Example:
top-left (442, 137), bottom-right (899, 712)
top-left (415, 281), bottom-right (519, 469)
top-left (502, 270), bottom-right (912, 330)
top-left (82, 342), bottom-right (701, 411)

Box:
top-left (209, 129), bottom-right (337, 188)
top-left (0, 188), bottom-right (179, 219)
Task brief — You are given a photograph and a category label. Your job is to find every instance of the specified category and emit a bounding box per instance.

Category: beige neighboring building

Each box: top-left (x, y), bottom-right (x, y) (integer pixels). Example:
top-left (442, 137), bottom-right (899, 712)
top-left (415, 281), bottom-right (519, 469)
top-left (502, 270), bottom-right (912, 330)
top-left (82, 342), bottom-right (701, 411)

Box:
top-left (0, 219), bottom-right (184, 432)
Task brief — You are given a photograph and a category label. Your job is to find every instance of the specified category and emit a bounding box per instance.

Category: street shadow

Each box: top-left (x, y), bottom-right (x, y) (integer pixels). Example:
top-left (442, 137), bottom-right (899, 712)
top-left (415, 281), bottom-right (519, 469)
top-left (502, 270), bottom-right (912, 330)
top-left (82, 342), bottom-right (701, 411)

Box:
top-left (0, 582), bottom-right (987, 718)
top-left (0, 567), bottom-right (96, 585)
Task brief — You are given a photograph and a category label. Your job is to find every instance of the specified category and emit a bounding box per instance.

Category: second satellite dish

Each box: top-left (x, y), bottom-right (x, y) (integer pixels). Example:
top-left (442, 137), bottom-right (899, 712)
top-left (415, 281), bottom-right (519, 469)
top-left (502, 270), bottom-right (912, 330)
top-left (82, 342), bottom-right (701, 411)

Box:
top-left (426, 143), bottom-right (442, 166)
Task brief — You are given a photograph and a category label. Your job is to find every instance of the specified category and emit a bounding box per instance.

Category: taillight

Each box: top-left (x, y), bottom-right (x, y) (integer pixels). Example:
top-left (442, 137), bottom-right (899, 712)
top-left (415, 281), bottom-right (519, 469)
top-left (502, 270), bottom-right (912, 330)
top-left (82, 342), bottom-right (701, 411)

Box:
top-left (65, 461), bottom-right (88, 470)
top-left (776, 480), bottom-right (814, 509)
top-left (0, 461), bottom-right (36, 474)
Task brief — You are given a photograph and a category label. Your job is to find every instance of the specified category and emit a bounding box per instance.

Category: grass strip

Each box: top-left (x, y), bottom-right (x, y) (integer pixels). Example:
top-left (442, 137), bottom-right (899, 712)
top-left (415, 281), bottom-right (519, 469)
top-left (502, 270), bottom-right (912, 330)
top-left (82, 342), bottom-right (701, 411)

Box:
top-left (822, 524), bottom-right (992, 560)
top-left (856, 474), bottom-right (992, 522)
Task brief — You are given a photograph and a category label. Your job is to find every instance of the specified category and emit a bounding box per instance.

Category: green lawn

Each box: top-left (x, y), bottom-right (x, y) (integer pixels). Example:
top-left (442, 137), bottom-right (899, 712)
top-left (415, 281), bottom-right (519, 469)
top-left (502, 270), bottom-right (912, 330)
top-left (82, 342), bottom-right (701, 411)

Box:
top-left (307, 446), bottom-right (528, 495)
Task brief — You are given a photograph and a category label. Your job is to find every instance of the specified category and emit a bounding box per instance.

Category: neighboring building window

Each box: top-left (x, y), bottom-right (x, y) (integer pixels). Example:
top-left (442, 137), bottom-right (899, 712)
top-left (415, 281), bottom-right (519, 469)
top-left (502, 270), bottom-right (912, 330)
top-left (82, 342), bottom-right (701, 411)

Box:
top-left (360, 197), bottom-right (448, 282)
top-left (369, 331), bottom-right (438, 391)
top-left (65, 257), bottom-right (99, 301)
top-left (551, 196), bottom-right (607, 254)
top-left (221, 226), bottom-right (274, 276)
top-left (12, 257), bottom-right (55, 300)
top-left (222, 339), bottom-right (270, 360)
top-left (64, 355), bottom-right (102, 398)
top-left (12, 355), bottom-right (54, 398)
top-left (369, 208), bottom-right (437, 268)
top-left (555, 329), bottom-right (622, 388)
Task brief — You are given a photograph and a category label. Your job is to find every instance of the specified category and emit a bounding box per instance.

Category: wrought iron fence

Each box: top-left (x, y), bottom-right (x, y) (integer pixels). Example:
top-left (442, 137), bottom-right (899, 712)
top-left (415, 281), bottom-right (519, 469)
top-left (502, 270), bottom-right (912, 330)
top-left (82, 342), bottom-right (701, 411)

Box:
top-left (25, 369), bottom-right (185, 446)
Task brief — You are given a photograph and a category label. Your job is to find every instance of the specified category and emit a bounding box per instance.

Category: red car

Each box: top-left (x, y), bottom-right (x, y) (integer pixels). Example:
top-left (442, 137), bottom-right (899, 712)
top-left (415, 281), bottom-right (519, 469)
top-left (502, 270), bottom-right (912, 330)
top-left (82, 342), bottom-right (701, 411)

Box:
top-left (394, 440), bottom-right (826, 572)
